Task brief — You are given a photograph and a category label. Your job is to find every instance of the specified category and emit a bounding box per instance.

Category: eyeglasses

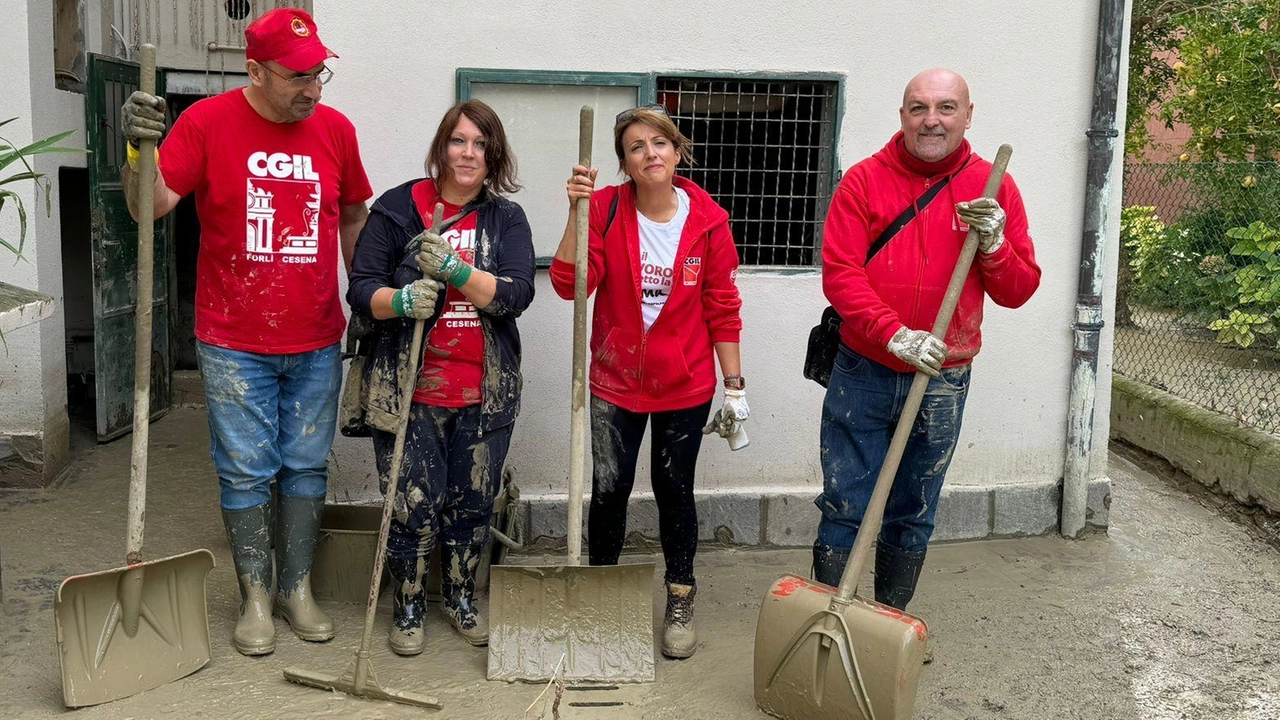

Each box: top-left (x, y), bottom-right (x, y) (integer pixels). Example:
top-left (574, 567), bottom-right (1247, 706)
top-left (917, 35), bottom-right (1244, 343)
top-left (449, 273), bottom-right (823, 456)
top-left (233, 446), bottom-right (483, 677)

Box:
top-left (615, 104), bottom-right (668, 126)
top-left (261, 63), bottom-right (333, 87)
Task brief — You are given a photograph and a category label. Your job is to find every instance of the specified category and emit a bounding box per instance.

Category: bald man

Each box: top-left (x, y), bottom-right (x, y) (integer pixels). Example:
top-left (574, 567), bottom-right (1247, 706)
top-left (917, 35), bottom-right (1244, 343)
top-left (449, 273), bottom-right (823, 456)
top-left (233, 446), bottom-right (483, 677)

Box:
top-left (812, 69), bottom-right (1041, 614)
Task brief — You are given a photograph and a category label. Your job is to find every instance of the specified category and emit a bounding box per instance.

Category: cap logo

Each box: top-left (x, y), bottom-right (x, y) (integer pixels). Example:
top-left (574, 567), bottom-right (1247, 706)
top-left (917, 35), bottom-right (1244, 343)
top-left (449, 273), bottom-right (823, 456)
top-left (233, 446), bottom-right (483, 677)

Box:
top-left (290, 17), bottom-right (310, 37)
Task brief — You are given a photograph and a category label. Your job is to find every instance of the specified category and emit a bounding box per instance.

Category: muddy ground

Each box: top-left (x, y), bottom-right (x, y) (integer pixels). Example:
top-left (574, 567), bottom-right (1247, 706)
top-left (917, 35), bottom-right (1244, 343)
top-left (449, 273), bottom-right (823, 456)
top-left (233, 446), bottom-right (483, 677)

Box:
top-left (1, 407), bottom-right (1278, 719)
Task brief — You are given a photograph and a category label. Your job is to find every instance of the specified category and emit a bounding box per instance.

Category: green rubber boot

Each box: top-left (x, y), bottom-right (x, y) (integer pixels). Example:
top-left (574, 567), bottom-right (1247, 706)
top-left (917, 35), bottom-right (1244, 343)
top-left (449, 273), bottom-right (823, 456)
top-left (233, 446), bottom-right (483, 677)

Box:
top-left (273, 495), bottom-right (334, 642)
top-left (222, 504), bottom-right (276, 656)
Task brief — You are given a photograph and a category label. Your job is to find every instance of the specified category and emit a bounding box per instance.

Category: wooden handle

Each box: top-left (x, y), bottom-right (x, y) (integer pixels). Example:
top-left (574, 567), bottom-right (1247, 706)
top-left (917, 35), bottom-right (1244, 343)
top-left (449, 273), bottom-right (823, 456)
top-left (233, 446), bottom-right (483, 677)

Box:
top-left (835, 145), bottom-right (1013, 601)
top-left (567, 106), bottom-right (593, 564)
top-left (126, 44), bottom-right (158, 564)
top-left (355, 202), bottom-right (443, 674)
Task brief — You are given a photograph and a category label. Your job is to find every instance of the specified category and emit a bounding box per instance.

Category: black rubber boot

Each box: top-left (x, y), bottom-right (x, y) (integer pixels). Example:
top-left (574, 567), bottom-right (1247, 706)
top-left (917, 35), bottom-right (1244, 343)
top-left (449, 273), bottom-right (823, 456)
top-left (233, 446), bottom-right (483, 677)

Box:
top-left (812, 542), bottom-right (852, 587)
top-left (386, 553), bottom-right (428, 656)
top-left (439, 540), bottom-right (488, 646)
top-left (222, 504), bottom-right (276, 656)
top-left (873, 541), bottom-right (927, 611)
top-left (274, 495), bottom-right (334, 642)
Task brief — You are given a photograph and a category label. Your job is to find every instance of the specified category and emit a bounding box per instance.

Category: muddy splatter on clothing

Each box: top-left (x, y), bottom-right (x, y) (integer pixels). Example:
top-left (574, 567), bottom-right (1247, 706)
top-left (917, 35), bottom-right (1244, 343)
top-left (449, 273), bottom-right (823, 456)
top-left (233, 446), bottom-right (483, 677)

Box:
top-left (588, 394), bottom-right (712, 585)
top-left (814, 345), bottom-right (970, 554)
top-left (198, 340), bottom-right (341, 510)
top-left (372, 403), bottom-right (512, 569)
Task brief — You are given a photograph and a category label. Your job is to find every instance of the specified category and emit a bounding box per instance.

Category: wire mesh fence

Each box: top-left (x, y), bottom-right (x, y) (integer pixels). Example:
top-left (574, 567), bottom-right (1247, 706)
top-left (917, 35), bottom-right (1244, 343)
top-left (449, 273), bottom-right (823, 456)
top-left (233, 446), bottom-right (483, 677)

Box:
top-left (1117, 162), bottom-right (1280, 436)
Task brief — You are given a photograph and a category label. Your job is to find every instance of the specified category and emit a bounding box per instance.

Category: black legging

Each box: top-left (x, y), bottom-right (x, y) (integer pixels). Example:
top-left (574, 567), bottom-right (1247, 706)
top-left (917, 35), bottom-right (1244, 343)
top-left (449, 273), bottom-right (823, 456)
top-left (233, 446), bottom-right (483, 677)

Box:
top-left (587, 394), bottom-right (712, 585)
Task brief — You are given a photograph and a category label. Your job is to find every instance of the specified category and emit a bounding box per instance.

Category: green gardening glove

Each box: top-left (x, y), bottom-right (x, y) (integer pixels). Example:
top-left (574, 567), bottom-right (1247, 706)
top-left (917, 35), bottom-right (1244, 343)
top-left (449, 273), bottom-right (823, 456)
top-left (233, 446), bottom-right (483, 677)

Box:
top-left (414, 230), bottom-right (473, 289)
top-left (390, 278), bottom-right (443, 319)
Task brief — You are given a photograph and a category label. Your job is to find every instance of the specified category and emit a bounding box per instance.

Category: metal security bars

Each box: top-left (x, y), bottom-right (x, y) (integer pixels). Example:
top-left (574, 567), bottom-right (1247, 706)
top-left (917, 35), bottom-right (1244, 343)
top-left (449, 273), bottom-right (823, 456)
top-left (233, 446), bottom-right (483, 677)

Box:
top-left (1116, 162), bottom-right (1280, 436)
top-left (654, 77), bottom-right (839, 266)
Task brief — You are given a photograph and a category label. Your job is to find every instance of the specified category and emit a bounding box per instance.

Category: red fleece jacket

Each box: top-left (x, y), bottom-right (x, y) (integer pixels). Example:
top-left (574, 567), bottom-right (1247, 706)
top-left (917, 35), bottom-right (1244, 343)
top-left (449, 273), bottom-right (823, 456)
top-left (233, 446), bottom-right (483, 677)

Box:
top-left (550, 176), bottom-right (743, 413)
top-left (822, 133), bottom-right (1041, 372)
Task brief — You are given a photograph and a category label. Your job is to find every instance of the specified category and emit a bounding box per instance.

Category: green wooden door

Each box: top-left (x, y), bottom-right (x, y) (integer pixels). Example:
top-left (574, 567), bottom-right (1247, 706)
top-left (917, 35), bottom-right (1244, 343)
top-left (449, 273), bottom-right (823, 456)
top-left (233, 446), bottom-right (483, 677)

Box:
top-left (86, 54), bottom-right (171, 441)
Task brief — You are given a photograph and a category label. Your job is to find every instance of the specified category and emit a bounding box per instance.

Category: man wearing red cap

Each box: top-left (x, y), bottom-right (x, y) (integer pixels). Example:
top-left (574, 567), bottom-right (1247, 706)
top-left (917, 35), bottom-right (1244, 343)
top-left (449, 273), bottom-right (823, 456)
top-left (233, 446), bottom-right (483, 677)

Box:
top-left (119, 8), bottom-right (375, 657)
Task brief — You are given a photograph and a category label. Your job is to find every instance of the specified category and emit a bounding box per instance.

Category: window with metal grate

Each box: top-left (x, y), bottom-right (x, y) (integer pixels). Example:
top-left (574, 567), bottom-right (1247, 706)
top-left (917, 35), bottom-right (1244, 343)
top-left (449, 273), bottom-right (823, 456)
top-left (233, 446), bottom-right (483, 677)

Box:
top-left (655, 77), bottom-right (840, 267)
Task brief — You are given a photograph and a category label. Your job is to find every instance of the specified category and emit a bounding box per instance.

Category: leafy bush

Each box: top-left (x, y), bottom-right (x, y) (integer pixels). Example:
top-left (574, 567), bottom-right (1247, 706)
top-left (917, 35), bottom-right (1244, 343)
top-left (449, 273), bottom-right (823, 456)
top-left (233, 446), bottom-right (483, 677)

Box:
top-left (1206, 221), bottom-right (1280, 348)
top-left (1123, 206), bottom-right (1207, 310)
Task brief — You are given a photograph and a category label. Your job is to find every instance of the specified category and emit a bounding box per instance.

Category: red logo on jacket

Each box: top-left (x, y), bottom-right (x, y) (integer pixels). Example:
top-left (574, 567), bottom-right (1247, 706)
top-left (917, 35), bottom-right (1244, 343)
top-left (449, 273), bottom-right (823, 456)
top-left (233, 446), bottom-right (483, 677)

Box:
top-left (683, 257), bottom-right (701, 285)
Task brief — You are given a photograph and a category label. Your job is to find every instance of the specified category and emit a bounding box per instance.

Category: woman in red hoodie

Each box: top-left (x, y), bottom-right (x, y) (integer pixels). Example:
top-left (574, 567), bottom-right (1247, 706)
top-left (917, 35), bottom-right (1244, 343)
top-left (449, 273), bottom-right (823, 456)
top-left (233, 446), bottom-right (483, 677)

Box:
top-left (550, 105), bottom-right (746, 659)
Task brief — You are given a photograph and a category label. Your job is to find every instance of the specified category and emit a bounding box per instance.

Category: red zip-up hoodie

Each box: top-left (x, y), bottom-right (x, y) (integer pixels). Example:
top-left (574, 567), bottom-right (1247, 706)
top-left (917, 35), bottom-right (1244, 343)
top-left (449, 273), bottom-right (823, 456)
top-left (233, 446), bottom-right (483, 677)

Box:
top-left (822, 133), bottom-right (1041, 372)
top-left (550, 176), bottom-right (743, 413)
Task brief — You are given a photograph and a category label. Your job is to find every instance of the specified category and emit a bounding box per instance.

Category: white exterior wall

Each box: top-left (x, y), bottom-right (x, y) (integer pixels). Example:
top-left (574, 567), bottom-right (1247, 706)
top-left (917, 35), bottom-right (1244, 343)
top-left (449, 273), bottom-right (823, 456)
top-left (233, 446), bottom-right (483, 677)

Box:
top-left (0, 0), bottom-right (88, 484)
top-left (316, 0), bottom-right (1128, 510)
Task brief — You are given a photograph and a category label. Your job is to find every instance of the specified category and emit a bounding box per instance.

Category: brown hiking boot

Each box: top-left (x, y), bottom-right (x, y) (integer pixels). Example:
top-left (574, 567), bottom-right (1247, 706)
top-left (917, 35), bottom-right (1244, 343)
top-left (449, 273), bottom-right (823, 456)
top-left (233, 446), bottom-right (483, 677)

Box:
top-left (662, 582), bottom-right (698, 659)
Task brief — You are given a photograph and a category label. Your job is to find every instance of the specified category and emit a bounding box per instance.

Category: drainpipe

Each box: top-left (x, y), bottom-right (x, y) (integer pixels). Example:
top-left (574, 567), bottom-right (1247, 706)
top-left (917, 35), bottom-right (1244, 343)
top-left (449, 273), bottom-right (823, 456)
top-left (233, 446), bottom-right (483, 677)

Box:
top-left (1061, 0), bottom-right (1127, 538)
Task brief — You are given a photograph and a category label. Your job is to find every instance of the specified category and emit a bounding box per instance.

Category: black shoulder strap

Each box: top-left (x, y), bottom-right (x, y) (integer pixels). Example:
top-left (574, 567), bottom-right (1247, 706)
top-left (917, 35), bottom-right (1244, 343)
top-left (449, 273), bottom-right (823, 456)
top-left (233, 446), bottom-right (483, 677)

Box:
top-left (603, 192), bottom-right (620, 238)
top-left (864, 156), bottom-right (970, 264)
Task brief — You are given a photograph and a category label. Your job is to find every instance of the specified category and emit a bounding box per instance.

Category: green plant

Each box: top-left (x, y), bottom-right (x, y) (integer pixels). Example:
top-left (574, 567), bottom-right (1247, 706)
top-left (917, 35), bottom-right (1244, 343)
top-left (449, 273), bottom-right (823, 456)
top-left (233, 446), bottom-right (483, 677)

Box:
top-left (1123, 205), bottom-right (1208, 309)
top-left (1204, 221), bottom-right (1280, 348)
top-left (1127, 0), bottom-right (1280, 161)
top-left (0, 117), bottom-right (87, 259)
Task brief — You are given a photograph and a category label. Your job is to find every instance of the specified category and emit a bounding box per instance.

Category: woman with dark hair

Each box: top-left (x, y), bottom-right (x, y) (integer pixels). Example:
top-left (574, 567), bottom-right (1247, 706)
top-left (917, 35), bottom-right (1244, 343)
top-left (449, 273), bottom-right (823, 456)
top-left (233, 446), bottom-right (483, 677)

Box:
top-left (347, 100), bottom-right (534, 655)
top-left (551, 105), bottom-right (748, 659)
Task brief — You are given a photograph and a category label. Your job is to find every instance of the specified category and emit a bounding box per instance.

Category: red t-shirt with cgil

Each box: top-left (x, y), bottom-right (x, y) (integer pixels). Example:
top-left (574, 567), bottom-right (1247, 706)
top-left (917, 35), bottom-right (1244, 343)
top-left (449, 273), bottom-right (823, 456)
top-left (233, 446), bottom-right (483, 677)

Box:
top-left (159, 89), bottom-right (373, 354)
top-left (410, 180), bottom-right (484, 407)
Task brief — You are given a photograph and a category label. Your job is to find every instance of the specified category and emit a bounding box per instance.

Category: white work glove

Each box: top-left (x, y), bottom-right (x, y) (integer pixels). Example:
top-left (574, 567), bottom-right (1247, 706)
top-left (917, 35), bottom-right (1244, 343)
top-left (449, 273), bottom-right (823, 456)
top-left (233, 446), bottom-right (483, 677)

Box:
top-left (703, 388), bottom-right (750, 450)
top-left (390, 278), bottom-right (443, 320)
top-left (955, 197), bottom-right (1007, 254)
top-left (886, 326), bottom-right (947, 377)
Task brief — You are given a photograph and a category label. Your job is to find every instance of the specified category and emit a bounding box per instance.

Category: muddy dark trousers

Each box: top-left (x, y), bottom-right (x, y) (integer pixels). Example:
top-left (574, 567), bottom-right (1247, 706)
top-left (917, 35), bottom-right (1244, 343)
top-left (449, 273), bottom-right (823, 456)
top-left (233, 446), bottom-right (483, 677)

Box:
top-left (812, 346), bottom-right (970, 609)
top-left (587, 395), bottom-right (712, 586)
top-left (372, 402), bottom-right (512, 648)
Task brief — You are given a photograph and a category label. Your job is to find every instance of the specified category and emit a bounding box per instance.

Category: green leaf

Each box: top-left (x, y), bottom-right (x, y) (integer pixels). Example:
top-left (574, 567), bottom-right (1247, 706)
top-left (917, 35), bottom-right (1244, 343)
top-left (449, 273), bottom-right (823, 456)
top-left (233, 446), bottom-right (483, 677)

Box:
top-left (0, 171), bottom-right (43, 187)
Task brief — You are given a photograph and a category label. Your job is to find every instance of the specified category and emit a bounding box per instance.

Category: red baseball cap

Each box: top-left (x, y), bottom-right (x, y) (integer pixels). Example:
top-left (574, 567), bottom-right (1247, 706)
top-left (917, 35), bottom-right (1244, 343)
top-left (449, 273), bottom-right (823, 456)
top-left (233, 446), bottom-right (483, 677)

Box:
top-left (244, 8), bottom-right (337, 73)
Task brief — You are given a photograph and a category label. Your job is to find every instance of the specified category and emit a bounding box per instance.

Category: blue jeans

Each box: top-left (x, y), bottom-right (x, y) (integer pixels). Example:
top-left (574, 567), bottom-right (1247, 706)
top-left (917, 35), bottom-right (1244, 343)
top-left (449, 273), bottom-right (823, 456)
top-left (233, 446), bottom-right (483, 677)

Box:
top-left (197, 341), bottom-right (342, 510)
top-left (814, 345), bottom-right (970, 553)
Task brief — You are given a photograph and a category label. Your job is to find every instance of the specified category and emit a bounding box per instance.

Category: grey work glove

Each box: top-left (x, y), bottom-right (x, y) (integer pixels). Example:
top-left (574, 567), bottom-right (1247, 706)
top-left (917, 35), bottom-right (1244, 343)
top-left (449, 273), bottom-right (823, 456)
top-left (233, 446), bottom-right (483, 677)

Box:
top-left (121, 91), bottom-right (167, 145)
top-left (955, 197), bottom-right (1007, 254)
top-left (886, 326), bottom-right (948, 377)
top-left (414, 229), bottom-right (474, 289)
top-left (390, 278), bottom-right (443, 320)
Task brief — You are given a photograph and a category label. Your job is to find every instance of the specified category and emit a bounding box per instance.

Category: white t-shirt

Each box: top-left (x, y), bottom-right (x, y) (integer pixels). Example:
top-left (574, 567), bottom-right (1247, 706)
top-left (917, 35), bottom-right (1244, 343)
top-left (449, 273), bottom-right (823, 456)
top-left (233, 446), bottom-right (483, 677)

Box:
top-left (637, 187), bottom-right (691, 331)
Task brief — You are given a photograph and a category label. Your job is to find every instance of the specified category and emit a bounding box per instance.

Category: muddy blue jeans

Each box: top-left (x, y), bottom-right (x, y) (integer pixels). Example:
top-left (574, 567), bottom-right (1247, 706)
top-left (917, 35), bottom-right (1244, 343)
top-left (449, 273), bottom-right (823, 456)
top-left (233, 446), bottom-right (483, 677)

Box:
top-left (197, 341), bottom-right (342, 510)
top-left (815, 345), bottom-right (970, 554)
top-left (588, 395), bottom-right (712, 585)
top-left (371, 403), bottom-right (512, 564)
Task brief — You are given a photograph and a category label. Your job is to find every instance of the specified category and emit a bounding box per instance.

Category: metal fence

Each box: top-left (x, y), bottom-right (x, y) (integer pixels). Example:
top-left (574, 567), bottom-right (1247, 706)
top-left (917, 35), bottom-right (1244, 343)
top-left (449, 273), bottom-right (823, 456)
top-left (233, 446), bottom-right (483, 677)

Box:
top-left (1117, 162), bottom-right (1280, 436)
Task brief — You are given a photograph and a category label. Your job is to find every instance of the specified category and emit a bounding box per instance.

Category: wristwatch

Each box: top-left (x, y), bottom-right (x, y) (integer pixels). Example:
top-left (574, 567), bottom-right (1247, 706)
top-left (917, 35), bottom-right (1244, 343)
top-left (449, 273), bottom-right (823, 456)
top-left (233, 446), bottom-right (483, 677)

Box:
top-left (723, 375), bottom-right (745, 390)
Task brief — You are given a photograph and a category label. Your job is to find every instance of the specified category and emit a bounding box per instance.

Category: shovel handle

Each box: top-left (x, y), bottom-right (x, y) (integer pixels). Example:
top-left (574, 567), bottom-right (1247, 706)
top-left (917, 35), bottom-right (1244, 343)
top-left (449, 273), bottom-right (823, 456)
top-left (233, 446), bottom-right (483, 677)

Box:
top-left (126, 44), bottom-right (158, 565)
top-left (567, 106), bottom-right (592, 565)
top-left (835, 145), bottom-right (1013, 602)
top-left (353, 204), bottom-right (444, 678)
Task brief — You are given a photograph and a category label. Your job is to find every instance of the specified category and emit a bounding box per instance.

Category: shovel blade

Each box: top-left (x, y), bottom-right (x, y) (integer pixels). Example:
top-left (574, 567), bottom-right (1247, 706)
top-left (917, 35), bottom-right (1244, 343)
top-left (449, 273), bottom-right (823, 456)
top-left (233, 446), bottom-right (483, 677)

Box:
top-left (753, 574), bottom-right (927, 720)
top-left (487, 562), bottom-right (656, 683)
top-left (54, 549), bottom-right (215, 707)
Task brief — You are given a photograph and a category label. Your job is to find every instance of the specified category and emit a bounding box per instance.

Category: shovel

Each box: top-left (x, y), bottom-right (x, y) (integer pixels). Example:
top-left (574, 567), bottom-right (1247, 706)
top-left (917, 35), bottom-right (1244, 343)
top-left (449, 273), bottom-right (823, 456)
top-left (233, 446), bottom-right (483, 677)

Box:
top-left (487, 106), bottom-right (656, 684)
top-left (54, 44), bottom-right (216, 708)
top-left (754, 144), bottom-right (1013, 720)
top-left (282, 206), bottom-right (447, 709)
